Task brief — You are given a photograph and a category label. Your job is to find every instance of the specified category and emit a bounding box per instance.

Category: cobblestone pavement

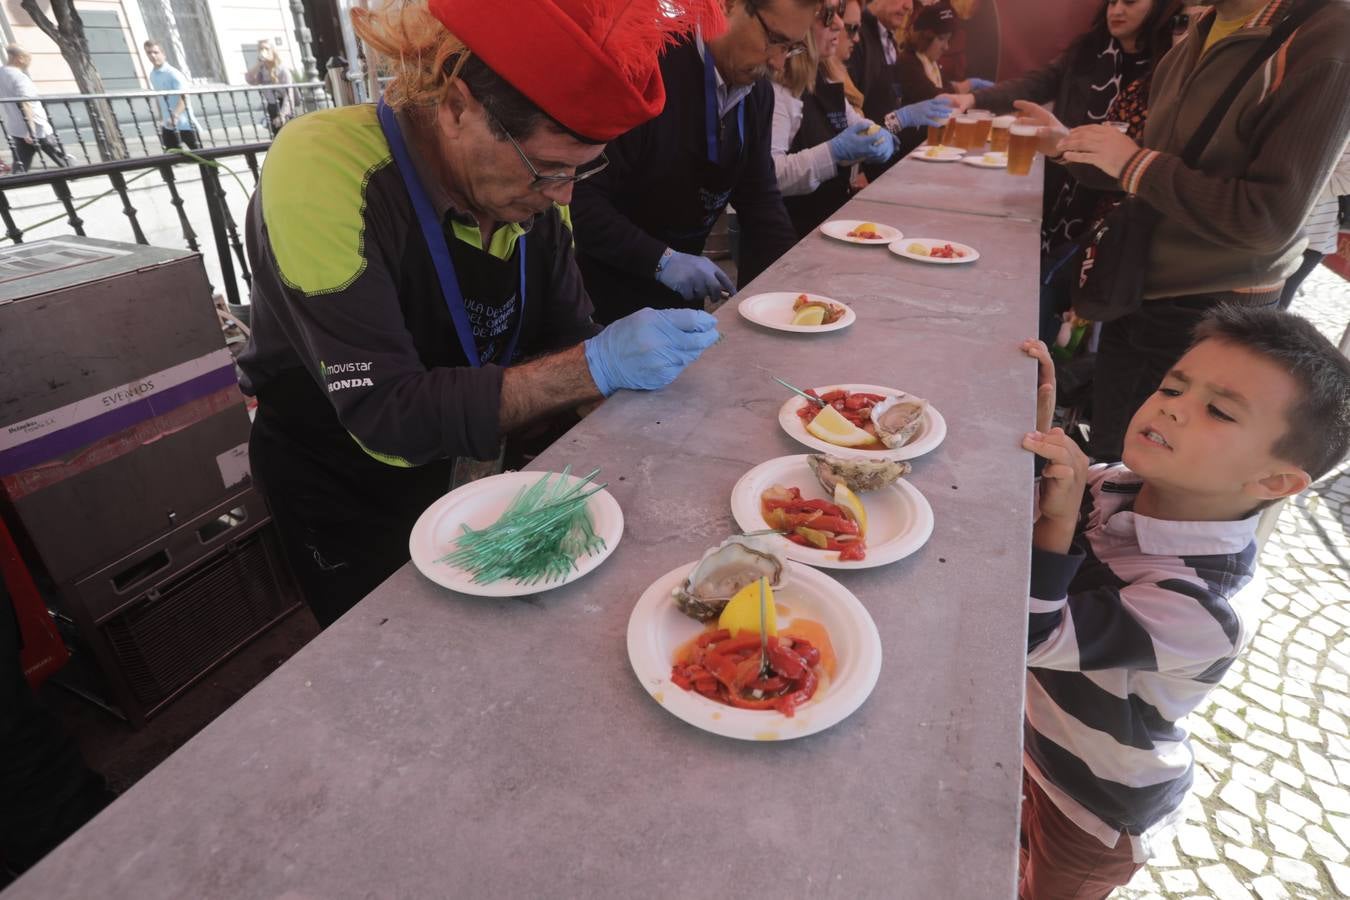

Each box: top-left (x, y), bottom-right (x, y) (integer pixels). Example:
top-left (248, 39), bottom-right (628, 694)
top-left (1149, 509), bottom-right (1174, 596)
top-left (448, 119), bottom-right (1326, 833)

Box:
top-left (1115, 266), bottom-right (1350, 899)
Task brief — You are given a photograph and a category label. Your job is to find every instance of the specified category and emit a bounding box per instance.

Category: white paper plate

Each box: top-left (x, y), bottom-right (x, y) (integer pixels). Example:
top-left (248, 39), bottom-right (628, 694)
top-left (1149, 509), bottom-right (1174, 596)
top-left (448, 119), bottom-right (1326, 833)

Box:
top-left (730, 455), bottom-right (934, 570)
top-left (627, 559), bottom-right (882, 740)
top-left (409, 470), bottom-right (623, 597)
top-left (737, 292), bottom-right (856, 334)
top-left (888, 237), bottom-right (981, 265)
top-left (819, 218), bottom-right (902, 245)
top-left (913, 146), bottom-right (966, 162)
top-left (777, 383), bottom-right (947, 461)
top-left (962, 153), bottom-right (1007, 168)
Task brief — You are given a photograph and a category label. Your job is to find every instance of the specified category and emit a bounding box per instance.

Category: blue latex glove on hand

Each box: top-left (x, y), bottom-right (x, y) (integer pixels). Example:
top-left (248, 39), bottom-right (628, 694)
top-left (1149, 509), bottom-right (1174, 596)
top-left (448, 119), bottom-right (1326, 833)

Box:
top-left (829, 121), bottom-right (892, 164)
top-left (584, 308), bottom-right (721, 397)
top-left (896, 97), bottom-right (954, 129)
top-left (967, 78), bottom-right (995, 91)
top-left (655, 250), bottom-right (735, 301)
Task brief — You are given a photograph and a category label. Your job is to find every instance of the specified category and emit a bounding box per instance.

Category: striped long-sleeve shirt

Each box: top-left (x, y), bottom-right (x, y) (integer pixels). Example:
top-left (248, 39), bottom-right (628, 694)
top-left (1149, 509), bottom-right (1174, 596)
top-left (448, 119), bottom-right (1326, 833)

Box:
top-left (1025, 465), bottom-right (1263, 862)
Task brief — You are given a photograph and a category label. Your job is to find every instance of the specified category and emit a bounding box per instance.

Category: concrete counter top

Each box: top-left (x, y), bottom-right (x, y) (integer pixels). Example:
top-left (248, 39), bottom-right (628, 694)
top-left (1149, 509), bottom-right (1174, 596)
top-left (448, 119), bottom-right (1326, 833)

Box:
top-left (7, 154), bottom-right (1045, 900)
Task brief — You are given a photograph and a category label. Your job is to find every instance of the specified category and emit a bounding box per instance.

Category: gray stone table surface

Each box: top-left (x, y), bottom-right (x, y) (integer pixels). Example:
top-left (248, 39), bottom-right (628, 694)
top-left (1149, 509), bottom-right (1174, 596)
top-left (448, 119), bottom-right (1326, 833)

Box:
top-left (7, 166), bottom-right (1044, 900)
top-left (857, 152), bottom-right (1046, 221)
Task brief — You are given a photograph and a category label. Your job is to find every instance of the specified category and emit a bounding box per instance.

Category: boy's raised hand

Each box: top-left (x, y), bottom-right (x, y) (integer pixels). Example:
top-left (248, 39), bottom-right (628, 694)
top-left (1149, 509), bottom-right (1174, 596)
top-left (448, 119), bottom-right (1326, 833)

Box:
top-left (1023, 427), bottom-right (1089, 554)
top-left (1021, 338), bottom-right (1056, 434)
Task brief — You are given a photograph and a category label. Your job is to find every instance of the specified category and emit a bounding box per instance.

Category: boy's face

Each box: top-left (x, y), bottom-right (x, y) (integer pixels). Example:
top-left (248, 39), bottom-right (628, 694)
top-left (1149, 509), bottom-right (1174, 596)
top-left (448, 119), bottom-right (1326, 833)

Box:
top-left (1122, 338), bottom-right (1311, 510)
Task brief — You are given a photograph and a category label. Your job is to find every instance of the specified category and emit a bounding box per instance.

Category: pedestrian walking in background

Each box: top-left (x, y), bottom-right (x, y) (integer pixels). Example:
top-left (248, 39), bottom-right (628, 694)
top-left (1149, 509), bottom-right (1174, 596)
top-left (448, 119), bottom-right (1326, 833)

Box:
top-left (245, 39), bottom-right (294, 136)
top-left (0, 45), bottom-right (70, 173)
top-left (143, 40), bottom-right (199, 150)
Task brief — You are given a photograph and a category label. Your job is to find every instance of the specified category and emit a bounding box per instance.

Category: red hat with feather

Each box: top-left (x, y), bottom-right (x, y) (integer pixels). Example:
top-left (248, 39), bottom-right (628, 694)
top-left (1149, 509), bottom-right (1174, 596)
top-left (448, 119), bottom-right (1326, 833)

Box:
top-left (430, 0), bottom-right (725, 142)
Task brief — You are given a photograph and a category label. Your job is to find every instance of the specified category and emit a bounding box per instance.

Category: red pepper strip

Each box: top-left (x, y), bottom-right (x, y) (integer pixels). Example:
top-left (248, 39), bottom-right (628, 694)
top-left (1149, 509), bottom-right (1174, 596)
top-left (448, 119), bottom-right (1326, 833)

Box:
top-left (767, 643), bottom-right (807, 679)
top-left (774, 667), bottom-right (818, 717)
top-left (838, 542), bottom-right (867, 562)
top-left (724, 693), bottom-right (780, 711)
top-left (788, 639), bottom-right (821, 668)
top-left (807, 515), bottom-right (858, 535)
top-left (818, 390), bottom-right (848, 403)
top-left (843, 394), bottom-right (872, 411)
top-left (696, 629), bottom-right (731, 647)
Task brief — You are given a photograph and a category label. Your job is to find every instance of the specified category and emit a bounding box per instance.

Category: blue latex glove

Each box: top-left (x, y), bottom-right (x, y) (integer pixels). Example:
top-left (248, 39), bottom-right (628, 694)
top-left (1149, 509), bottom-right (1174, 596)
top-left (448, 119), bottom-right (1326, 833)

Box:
top-left (967, 78), bottom-right (995, 91)
top-left (896, 97), bottom-right (954, 129)
top-left (655, 250), bottom-right (735, 301)
top-left (828, 121), bottom-right (891, 164)
top-left (584, 308), bottom-right (721, 396)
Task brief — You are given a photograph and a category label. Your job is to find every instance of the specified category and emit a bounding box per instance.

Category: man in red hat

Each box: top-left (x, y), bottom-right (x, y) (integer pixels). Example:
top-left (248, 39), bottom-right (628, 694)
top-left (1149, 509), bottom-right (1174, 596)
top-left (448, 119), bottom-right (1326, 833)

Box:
top-left (570, 0), bottom-right (821, 324)
top-left (236, 0), bottom-right (725, 627)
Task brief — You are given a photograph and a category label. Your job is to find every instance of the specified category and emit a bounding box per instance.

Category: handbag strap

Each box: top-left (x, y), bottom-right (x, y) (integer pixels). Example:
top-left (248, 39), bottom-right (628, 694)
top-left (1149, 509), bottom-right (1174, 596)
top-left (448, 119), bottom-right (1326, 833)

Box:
top-left (1180, 0), bottom-right (1324, 165)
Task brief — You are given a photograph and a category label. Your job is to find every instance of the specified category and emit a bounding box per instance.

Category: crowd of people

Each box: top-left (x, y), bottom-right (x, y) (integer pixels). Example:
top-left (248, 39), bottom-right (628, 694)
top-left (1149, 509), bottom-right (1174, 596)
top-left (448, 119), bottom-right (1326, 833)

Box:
top-left (4, 0), bottom-right (1349, 895)
top-left (0, 37), bottom-right (296, 172)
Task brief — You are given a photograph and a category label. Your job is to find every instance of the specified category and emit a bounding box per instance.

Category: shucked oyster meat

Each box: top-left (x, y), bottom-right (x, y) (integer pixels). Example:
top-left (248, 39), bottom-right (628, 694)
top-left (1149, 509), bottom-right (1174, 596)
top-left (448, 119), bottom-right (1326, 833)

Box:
top-left (870, 395), bottom-right (927, 449)
top-left (673, 535), bottom-right (784, 622)
top-left (808, 454), bottom-right (911, 494)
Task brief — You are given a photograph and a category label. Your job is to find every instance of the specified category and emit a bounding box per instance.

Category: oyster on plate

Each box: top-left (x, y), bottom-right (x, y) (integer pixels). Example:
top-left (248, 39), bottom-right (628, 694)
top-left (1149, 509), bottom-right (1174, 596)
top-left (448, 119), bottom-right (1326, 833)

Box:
top-left (870, 395), bottom-right (927, 449)
top-left (673, 535), bottom-right (784, 622)
top-left (808, 454), bottom-right (911, 494)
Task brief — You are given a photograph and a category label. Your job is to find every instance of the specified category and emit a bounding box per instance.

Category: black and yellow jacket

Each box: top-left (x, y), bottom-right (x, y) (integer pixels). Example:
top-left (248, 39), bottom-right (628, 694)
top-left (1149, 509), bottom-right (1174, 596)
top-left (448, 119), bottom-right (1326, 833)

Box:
top-left (237, 104), bottom-right (598, 468)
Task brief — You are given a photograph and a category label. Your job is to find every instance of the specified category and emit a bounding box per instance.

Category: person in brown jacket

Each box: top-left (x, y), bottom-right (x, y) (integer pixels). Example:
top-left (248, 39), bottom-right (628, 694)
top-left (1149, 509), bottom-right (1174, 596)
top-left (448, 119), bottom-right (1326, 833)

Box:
top-left (1022, 0), bottom-right (1350, 460)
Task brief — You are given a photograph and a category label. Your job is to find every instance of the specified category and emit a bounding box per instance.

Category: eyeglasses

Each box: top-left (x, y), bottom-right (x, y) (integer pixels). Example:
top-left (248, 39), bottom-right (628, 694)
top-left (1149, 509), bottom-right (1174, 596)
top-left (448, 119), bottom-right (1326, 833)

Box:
top-left (485, 107), bottom-right (609, 192)
top-left (819, 0), bottom-right (847, 26)
top-left (751, 7), bottom-right (809, 58)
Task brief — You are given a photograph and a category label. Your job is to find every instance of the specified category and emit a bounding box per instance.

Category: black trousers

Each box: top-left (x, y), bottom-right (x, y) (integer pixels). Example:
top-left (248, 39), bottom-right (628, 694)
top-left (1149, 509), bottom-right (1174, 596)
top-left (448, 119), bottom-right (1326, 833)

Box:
top-left (1090, 295), bottom-right (1277, 461)
top-left (1277, 250), bottom-right (1326, 310)
top-left (248, 402), bottom-right (454, 628)
top-left (0, 588), bottom-right (112, 882)
top-left (12, 137), bottom-right (68, 173)
top-left (160, 127), bottom-right (200, 151)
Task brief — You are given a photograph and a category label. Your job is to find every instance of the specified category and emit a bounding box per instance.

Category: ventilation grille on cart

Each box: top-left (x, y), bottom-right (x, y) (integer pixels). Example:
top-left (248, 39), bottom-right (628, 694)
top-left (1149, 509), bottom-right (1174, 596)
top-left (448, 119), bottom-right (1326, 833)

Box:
top-left (102, 533), bottom-right (288, 709)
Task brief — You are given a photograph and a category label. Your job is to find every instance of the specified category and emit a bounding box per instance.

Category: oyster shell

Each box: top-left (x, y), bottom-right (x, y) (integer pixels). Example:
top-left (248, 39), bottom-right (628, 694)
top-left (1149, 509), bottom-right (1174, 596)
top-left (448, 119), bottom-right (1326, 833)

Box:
top-left (673, 536), bottom-right (784, 622)
top-left (808, 454), bottom-right (911, 494)
top-left (870, 395), bottom-right (927, 449)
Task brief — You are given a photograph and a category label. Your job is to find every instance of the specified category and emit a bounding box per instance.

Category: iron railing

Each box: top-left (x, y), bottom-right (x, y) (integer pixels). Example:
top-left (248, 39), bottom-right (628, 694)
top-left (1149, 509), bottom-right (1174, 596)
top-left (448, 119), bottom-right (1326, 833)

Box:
top-left (0, 145), bottom-right (268, 307)
top-left (0, 83), bottom-right (331, 172)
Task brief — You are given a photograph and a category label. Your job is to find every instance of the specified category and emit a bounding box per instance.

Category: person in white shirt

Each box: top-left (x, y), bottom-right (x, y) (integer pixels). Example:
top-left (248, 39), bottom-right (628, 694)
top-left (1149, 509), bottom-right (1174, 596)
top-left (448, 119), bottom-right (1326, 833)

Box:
top-left (0, 45), bottom-right (69, 173)
top-left (771, 0), bottom-right (894, 235)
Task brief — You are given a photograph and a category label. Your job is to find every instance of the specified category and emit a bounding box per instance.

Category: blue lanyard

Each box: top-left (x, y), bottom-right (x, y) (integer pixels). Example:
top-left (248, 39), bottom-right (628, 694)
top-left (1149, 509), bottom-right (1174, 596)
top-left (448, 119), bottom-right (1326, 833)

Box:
top-left (376, 100), bottom-right (526, 368)
top-left (702, 50), bottom-right (745, 163)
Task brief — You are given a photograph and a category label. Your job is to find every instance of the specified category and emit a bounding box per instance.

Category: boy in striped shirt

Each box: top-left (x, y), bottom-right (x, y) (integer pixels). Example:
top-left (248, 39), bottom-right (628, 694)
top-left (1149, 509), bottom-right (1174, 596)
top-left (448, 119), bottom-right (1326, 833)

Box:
top-left (1018, 305), bottom-right (1350, 899)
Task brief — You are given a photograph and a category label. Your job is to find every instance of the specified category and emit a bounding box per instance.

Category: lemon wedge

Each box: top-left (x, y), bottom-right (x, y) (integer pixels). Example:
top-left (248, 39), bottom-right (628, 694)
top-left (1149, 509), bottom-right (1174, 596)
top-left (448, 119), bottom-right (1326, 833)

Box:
top-left (718, 577), bottom-right (777, 637)
top-left (806, 404), bottom-right (874, 447)
top-left (833, 483), bottom-right (867, 537)
top-left (791, 305), bottom-right (826, 327)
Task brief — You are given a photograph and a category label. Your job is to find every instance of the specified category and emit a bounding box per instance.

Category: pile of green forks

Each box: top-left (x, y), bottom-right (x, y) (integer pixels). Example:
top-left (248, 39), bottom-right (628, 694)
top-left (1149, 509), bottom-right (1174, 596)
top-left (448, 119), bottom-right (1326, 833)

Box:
top-left (439, 466), bottom-right (608, 586)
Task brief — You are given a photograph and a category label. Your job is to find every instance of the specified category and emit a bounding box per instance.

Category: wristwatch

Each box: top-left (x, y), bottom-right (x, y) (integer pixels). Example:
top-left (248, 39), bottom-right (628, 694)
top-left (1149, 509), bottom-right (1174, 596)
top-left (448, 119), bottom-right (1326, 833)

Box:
top-left (654, 247), bottom-right (675, 277)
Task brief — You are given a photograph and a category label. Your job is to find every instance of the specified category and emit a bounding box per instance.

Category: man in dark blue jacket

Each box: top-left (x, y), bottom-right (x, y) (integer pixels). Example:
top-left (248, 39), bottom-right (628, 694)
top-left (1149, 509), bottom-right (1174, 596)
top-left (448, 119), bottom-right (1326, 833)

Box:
top-left (572, 0), bottom-right (819, 324)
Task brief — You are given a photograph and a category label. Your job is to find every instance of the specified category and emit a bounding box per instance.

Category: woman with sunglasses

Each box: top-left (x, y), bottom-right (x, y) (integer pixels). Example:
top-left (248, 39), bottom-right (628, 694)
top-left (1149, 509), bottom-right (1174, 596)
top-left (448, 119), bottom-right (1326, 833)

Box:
top-left (771, 0), bottom-right (896, 235)
top-left (947, 0), bottom-right (1182, 342)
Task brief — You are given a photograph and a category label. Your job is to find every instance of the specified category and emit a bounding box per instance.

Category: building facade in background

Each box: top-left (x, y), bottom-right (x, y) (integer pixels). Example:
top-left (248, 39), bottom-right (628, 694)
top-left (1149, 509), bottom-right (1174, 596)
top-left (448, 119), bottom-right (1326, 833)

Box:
top-left (0, 0), bottom-right (307, 94)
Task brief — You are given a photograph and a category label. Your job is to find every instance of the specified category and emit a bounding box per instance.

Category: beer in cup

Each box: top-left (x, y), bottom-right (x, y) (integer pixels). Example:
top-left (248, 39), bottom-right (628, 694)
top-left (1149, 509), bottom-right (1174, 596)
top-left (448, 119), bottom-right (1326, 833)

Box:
top-left (1007, 123), bottom-right (1039, 175)
top-left (928, 117), bottom-right (951, 146)
top-left (989, 115), bottom-right (1014, 152)
top-left (953, 115), bottom-right (978, 150)
top-left (941, 116), bottom-right (958, 146)
top-left (970, 110), bottom-right (994, 146)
